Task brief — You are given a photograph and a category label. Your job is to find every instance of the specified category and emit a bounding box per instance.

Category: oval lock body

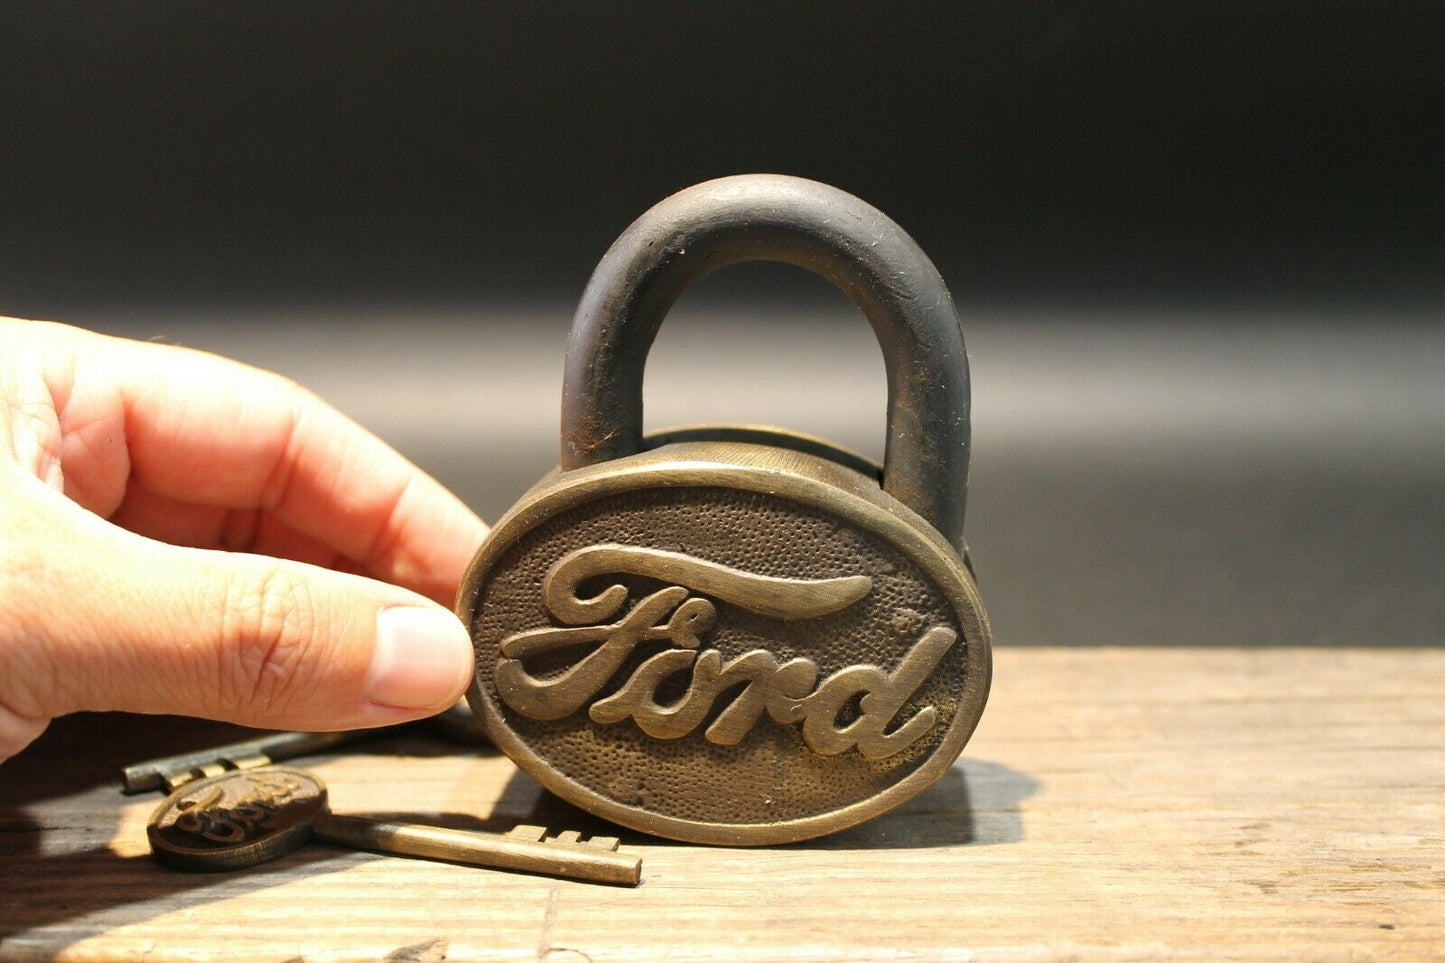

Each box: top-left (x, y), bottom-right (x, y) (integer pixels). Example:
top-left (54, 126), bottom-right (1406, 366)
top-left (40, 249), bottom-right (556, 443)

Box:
top-left (459, 175), bottom-right (991, 845)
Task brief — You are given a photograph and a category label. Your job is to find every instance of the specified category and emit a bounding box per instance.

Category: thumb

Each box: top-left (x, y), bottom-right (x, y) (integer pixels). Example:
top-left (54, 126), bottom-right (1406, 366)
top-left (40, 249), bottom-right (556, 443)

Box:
top-left (0, 482), bottom-right (475, 756)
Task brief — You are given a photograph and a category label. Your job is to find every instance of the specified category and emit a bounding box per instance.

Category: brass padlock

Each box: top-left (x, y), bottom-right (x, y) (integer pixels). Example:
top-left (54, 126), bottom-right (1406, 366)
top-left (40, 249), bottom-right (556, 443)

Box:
top-left (459, 174), bottom-right (991, 845)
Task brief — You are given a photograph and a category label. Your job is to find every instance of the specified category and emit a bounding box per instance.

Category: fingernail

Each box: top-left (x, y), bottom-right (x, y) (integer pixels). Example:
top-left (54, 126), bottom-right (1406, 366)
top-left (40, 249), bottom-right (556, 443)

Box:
top-left (367, 607), bottom-right (474, 710)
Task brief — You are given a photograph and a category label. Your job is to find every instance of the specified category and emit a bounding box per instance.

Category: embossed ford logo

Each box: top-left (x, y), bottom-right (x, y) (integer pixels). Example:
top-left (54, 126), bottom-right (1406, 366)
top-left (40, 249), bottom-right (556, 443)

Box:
top-left (495, 545), bottom-right (956, 760)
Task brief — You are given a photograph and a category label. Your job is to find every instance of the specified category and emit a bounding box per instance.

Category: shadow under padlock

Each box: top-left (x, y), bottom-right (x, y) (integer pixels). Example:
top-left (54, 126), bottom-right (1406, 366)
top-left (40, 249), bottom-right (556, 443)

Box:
top-left (458, 174), bottom-right (993, 847)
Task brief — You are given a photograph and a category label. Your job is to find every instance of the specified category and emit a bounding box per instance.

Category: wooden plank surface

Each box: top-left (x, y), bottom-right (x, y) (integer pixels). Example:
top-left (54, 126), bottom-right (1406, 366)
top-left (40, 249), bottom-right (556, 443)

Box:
top-left (2, 647), bottom-right (1441, 961)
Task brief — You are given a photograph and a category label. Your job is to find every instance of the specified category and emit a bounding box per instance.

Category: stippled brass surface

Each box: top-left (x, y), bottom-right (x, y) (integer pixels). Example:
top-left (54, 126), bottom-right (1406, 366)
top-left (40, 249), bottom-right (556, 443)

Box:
top-left (462, 445), bottom-right (991, 845)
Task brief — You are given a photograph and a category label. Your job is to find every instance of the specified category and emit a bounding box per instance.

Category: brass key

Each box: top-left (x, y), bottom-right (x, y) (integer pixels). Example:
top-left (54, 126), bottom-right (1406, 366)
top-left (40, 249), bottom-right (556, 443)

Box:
top-left (314, 818), bottom-right (637, 886)
top-left (146, 766), bottom-right (642, 886)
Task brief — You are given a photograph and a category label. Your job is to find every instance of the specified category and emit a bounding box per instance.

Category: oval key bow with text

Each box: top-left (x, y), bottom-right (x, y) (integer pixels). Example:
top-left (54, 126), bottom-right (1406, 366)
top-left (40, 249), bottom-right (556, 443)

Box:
top-left (459, 174), bottom-right (992, 845)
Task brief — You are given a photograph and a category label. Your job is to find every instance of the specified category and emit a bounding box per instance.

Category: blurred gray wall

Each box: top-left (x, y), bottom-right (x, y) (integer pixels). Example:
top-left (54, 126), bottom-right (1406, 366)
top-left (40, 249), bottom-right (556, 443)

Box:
top-left (69, 305), bottom-right (1445, 648)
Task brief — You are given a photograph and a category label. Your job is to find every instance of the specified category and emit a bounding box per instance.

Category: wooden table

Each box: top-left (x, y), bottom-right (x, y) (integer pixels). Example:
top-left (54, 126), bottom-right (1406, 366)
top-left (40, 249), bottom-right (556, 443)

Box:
top-left (3, 648), bottom-right (1441, 961)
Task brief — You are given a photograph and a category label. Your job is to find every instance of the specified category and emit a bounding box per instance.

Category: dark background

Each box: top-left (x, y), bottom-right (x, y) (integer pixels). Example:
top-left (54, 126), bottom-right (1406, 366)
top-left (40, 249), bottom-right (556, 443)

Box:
top-left (3, 2), bottom-right (1443, 311)
top-left (1, 3), bottom-right (1441, 646)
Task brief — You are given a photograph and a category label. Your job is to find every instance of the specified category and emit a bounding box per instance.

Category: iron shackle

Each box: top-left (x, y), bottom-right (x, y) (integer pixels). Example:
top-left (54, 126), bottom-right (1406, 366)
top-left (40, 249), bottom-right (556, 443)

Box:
top-left (561, 173), bottom-right (972, 550)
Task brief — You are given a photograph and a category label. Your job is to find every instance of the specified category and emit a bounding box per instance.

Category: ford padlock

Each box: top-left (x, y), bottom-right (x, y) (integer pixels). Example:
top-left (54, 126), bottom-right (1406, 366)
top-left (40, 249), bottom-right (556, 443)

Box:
top-left (458, 174), bottom-right (991, 845)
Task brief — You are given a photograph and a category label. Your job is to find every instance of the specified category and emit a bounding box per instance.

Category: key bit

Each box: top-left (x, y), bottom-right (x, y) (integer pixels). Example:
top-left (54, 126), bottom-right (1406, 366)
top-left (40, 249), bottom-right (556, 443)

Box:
top-left (146, 767), bottom-right (643, 886)
top-left (122, 703), bottom-right (489, 795)
top-left (505, 825), bottom-right (620, 853)
top-left (123, 730), bottom-right (373, 794)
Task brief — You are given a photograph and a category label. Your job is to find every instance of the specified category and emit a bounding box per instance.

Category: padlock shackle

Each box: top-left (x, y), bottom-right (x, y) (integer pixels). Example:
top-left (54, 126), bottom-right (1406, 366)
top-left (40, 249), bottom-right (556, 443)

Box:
top-left (562, 174), bottom-right (972, 549)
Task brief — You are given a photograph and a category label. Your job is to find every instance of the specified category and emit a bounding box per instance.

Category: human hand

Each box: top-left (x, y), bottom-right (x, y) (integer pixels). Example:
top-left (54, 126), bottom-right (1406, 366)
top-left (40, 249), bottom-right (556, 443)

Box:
top-left (0, 317), bottom-right (488, 762)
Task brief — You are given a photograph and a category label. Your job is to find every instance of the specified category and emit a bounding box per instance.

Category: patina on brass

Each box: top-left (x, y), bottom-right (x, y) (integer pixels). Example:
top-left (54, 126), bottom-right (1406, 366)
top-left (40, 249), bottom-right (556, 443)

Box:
top-left (147, 767), bottom-right (328, 871)
top-left (146, 766), bottom-right (642, 885)
top-left (459, 174), bottom-right (992, 846)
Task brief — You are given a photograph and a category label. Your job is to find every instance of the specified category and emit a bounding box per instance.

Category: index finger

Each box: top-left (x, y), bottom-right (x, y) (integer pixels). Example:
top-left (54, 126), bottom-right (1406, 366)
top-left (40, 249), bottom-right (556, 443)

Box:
top-left (77, 326), bottom-right (488, 604)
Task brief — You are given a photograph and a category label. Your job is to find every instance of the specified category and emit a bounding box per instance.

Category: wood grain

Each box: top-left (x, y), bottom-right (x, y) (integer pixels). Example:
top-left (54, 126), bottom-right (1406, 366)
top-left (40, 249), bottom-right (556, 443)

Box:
top-left (2, 647), bottom-right (1441, 961)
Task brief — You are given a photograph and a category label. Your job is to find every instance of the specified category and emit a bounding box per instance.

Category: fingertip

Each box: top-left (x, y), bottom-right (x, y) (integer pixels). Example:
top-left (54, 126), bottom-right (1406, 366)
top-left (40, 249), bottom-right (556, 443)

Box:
top-left (364, 606), bottom-right (475, 712)
top-left (0, 704), bottom-right (48, 765)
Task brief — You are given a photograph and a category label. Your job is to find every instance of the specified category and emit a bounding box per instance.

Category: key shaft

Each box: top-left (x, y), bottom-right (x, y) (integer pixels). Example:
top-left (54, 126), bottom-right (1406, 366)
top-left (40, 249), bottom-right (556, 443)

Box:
top-left (313, 815), bottom-right (642, 887)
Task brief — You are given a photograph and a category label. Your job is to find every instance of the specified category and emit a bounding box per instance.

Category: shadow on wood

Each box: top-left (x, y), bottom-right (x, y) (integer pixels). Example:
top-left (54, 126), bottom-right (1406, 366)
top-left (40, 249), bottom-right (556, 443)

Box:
top-left (489, 755), bottom-right (1039, 851)
top-left (802, 758), bottom-right (1038, 850)
top-left (0, 827), bottom-right (371, 949)
top-left (0, 711), bottom-right (498, 954)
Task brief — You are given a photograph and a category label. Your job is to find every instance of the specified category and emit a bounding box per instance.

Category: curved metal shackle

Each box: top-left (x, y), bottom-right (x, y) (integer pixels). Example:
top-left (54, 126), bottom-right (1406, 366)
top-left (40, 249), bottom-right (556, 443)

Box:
top-left (561, 174), bottom-right (973, 550)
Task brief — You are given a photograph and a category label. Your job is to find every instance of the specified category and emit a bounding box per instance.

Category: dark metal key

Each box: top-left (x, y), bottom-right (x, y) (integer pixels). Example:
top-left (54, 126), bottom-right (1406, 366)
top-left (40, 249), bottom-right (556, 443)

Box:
top-left (122, 702), bottom-right (488, 794)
